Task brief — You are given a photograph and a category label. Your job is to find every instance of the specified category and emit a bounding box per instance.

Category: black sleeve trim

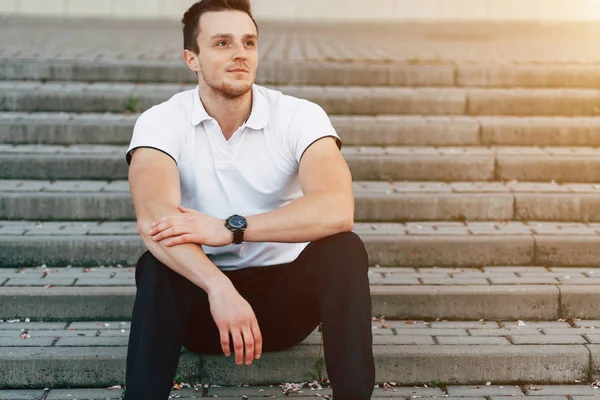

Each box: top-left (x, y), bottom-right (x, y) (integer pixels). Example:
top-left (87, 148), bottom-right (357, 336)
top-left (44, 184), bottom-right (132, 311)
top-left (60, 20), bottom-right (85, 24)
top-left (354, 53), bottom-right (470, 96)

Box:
top-left (126, 146), bottom-right (177, 166)
top-left (298, 135), bottom-right (342, 162)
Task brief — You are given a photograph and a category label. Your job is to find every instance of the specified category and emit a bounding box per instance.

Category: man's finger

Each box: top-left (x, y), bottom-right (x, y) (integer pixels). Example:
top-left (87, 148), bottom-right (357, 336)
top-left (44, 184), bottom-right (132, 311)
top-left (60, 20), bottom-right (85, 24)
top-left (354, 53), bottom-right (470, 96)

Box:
top-left (241, 326), bottom-right (254, 365)
top-left (165, 234), bottom-right (195, 247)
top-left (219, 328), bottom-right (230, 357)
top-left (152, 226), bottom-right (182, 241)
top-left (231, 330), bottom-right (244, 366)
top-left (149, 218), bottom-right (181, 234)
top-left (251, 320), bottom-right (263, 360)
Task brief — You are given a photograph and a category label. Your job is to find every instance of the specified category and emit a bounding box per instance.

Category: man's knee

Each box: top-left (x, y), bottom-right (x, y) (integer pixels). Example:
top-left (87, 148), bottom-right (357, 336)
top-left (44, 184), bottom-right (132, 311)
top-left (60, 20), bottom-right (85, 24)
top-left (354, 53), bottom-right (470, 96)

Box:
top-left (135, 251), bottom-right (175, 285)
top-left (317, 231), bottom-right (369, 272)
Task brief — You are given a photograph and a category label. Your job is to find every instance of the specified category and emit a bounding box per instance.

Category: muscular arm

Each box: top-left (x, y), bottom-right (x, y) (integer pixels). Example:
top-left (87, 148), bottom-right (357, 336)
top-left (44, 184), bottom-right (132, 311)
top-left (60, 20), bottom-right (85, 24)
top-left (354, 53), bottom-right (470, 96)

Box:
top-left (130, 147), bottom-right (263, 365)
top-left (243, 136), bottom-right (354, 243)
top-left (128, 148), bottom-right (233, 296)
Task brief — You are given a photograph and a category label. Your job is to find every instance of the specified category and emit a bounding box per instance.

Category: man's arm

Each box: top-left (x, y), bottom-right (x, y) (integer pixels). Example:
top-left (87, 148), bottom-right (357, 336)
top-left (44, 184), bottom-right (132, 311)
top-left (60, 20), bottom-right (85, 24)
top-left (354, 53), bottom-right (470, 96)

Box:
top-left (129, 148), bottom-right (230, 293)
top-left (243, 136), bottom-right (354, 243)
top-left (129, 148), bottom-right (262, 365)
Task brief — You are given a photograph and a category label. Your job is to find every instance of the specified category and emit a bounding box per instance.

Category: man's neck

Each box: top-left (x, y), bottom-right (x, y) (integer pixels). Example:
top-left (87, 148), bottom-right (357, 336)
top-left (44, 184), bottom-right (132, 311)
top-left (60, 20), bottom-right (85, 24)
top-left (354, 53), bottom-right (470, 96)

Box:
top-left (199, 85), bottom-right (253, 140)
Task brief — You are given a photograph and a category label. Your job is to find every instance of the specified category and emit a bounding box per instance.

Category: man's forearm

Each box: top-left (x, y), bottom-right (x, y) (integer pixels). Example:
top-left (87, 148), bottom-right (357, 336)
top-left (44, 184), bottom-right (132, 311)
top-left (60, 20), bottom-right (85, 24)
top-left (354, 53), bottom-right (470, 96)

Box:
top-left (243, 191), bottom-right (353, 243)
top-left (139, 221), bottom-right (233, 297)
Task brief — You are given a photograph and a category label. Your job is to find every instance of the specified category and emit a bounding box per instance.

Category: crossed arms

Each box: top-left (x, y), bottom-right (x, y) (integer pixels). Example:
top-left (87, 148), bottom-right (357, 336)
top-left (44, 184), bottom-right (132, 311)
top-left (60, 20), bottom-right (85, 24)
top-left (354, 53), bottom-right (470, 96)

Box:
top-left (128, 136), bottom-right (354, 366)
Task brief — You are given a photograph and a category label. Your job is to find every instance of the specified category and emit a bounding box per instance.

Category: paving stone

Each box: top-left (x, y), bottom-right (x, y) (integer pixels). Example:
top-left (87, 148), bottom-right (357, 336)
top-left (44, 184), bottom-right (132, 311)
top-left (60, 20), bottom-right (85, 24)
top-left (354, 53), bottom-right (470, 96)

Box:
top-left (468, 223), bottom-right (533, 235)
top-left (561, 286), bottom-right (600, 319)
top-left (304, 334), bottom-right (434, 346)
top-left (419, 277), bottom-right (490, 285)
top-left (516, 193), bottom-right (600, 223)
top-left (55, 336), bottom-right (128, 346)
top-left (435, 336), bottom-right (511, 345)
top-left (0, 330), bottom-right (95, 338)
top-left (203, 386), bottom-right (284, 397)
top-left (502, 321), bottom-right (571, 329)
top-left (575, 320), bottom-right (600, 328)
top-left (543, 328), bottom-right (599, 335)
top-left (552, 268), bottom-right (600, 274)
top-left (364, 234), bottom-right (535, 268)
top-left (509, 335), bottom-right (587, 344)
top-left (561, 277), bottom-right (600, 285)
top-left (45, 388), bottom-right (124, 399)
top-left (519, 271), bottom-right (586, 278)
top-left (490, 397), bottom-right (567, 400)
top-left (468, 328), bottom-right (542, 336)
top-left (0, 391), bottom-right (46, 400)
top-left (0, 346), bottom-right (196, 388)
top-left (5, 277), bottom-right (76, 286)
top-left (375, 336), bottom-right (435, 345)
top-left (68, 322), bottom-right (130, 330)
top-left (0, 322), bottom-right (67, 330)
top-left (0, 337), bottom-right (55, 346)
top-left (44, 181), bottom-right (108, 192)
top-left (430, 321), bottom-right (500, 329)
top-left (375, 321), bottom-right (431, 329)
top-left (483, 266), bottom-right (549, 272)
top-left (368, 274), bottom-right (421, 285)
top-left (487, 277), bottom-right (559, 285)
top-left (394, 329), bottom-right (468, 336)
top-left (75, 277), bottom-right (135, 286)
top-left (97, 330), bottom-right (130, 337)
top-left (582, 334), bottom-right (600, 344)
top-left (371, 285), bottom-right (559, 320)
top-left (468, 88), bottom-right (600, 117)
top-left (531, 225), bottom-right (599, 235)
top-left (0, 180), bottom-right (48, 191)
top-left (370, 328), bottom-right (395, 336)
top-left (446, 385), bottom-right (523, 396)
top-left (524, 385), bottom-right (600, 396)
top-left (0, 226), bottom-right (27, 235)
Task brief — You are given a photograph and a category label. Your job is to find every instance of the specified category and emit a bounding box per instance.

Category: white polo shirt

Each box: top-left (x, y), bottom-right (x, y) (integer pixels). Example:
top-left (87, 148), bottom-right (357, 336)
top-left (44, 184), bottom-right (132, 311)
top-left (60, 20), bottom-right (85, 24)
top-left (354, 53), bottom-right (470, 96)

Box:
top-left (126, 84), bottom-right (341, 270)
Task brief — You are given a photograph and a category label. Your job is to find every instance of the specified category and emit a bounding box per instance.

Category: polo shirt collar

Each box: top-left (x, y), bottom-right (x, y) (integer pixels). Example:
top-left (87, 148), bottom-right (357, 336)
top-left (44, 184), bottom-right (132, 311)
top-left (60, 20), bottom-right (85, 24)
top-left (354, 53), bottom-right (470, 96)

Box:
top-left (191, 84), bottom-right (269, 130)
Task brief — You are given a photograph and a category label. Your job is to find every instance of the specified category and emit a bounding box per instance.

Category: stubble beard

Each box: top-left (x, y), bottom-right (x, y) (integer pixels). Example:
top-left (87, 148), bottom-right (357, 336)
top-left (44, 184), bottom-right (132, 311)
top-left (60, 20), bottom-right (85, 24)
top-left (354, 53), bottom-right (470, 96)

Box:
top-left (200, 64), bottom-right (253, 99)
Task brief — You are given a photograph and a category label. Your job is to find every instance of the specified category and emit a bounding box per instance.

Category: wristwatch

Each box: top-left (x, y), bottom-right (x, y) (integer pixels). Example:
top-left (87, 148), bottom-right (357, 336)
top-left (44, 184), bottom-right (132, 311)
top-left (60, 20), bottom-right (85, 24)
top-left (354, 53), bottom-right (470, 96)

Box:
top-left (225, 215), bottom-right (247, 245)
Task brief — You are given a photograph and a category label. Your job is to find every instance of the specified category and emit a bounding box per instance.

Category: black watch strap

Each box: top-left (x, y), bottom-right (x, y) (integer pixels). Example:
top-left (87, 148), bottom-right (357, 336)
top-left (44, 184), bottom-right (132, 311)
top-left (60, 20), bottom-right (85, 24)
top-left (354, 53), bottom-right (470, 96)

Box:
top-left (232, 230), bottom-right (244, 245)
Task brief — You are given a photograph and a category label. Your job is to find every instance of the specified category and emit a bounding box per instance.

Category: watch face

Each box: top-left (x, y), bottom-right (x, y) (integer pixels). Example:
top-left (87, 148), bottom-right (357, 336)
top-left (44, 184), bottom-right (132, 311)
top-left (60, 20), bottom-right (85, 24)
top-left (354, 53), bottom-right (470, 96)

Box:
top-left (229, 215), bottom-right (246, 229)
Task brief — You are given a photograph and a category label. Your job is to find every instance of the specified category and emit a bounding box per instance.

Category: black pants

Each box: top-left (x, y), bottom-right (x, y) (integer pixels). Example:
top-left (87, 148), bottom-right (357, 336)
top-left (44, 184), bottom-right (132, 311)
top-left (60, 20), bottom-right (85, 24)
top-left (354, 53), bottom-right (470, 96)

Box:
top-left (124, 232), bottom-right (375, 400)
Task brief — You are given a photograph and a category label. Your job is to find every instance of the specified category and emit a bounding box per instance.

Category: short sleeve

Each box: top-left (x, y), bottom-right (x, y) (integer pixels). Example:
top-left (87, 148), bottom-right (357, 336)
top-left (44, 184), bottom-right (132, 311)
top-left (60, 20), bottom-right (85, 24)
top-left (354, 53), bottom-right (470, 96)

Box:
top-left (287, 101), bottom-right (342, 163)
top-left (125, 106), bottom-right (185, 166)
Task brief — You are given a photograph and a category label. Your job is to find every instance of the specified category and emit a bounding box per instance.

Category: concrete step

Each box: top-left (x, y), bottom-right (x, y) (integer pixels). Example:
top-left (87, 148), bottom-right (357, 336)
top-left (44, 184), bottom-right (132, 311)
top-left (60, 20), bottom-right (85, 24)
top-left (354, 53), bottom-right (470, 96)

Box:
top-left (6, 180), bottom-right (600, 223)
top-left (5, 58), bottom-right (600, 89)
top-left (4, 266), bottom-right (600, 321)
top-left (2, 81), bottom-right (600, 116)
top-left (2, 220), bottom-right (600, 268)
top-left (0, 319), bottom-right (599, 388)
top-left (3, 385), bottom-right (600, 400)
top-left (4, 144), bottom-right (600, 182)
top-left (5, 113), bottom-right (600, 148)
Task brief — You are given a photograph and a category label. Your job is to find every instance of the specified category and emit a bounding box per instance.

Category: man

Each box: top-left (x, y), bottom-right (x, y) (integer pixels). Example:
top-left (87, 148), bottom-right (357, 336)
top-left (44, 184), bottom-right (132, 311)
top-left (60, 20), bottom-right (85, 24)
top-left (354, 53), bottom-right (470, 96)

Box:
top-left (124, 0), bottom-right (375, 399)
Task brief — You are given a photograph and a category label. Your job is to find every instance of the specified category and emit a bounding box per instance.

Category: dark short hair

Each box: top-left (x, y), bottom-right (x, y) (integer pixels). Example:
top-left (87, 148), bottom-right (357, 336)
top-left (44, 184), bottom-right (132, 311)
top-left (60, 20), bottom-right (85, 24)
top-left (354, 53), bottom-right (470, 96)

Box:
top-left (182, 0), bottom-right (259, 54)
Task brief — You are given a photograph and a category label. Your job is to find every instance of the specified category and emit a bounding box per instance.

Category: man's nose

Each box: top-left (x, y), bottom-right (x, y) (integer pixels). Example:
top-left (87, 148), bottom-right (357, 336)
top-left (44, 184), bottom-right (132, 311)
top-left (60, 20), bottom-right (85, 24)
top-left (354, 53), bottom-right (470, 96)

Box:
top-left (231, 42), bottom-right (248, 60)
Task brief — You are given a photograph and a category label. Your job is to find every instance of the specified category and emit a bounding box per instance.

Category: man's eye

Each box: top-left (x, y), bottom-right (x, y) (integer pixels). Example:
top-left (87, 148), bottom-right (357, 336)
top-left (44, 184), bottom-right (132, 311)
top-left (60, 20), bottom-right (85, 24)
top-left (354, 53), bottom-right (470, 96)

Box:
top-left (245, 42), bottom-right (256, 47)
top-left (216, 41), bottom-right (228, 47)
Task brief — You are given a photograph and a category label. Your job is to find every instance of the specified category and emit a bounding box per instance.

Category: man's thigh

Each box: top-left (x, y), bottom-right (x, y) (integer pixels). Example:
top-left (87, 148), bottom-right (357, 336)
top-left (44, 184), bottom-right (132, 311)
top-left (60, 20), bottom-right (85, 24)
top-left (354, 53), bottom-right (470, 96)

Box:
top-left (240, 263), bottom-right (321, 352)
top-left (183, 262), bottom-right (321, 354)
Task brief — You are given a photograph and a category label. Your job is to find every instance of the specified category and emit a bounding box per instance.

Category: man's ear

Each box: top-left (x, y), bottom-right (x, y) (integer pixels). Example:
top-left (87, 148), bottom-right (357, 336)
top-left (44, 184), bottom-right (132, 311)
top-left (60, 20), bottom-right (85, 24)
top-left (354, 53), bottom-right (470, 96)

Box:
top-left (183, 49), bottom-right (200, 73)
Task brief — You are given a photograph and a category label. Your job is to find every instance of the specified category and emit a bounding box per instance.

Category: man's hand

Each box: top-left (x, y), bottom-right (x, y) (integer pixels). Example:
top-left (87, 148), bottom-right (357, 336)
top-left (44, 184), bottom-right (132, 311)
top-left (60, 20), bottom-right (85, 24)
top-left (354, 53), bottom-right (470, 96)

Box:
top-left (148, 206), bottom-right (233, 247)
top-left (209, 286), bottom-right (263, 365)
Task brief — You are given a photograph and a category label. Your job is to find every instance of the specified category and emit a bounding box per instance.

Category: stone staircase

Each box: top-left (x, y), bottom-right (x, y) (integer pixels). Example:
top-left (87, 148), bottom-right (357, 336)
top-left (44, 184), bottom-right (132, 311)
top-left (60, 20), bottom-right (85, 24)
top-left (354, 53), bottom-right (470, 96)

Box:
top-left (5, 19), bottom-right (600, 399)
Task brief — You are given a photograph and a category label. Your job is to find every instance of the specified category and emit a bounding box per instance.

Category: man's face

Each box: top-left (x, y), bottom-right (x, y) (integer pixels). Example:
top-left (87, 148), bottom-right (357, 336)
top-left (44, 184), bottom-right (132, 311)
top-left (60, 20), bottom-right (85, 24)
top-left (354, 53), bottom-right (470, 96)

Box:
top-left (195, 10), bottom-right (258, 98)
